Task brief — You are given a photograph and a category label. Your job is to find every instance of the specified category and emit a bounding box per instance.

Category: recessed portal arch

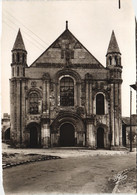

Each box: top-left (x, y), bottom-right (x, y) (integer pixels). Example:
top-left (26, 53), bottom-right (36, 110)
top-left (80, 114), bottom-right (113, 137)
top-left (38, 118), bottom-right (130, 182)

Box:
top-left (60, 123), bottom-right (75, 146)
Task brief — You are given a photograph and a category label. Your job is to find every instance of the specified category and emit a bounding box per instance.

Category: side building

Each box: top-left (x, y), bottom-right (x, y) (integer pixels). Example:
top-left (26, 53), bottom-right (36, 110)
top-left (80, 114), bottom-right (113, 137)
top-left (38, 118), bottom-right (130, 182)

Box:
top-left (122, 115), bottom-right (137, 148)
top-left (2, 113), bottom-right (10, 142)
top-left (10, 23), bottom-right (123, 149)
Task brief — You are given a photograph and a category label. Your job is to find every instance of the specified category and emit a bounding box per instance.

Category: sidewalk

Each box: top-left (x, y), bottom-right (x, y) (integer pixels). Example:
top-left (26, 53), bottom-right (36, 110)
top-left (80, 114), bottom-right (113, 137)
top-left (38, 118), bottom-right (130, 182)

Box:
top-left (2, 143), bottom-right (136, 158)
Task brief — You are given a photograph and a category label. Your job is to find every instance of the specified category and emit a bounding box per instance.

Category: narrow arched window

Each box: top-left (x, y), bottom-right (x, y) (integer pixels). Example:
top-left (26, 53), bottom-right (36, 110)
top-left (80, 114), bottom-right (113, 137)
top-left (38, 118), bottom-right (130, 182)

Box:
top-left (29, 92), bottom-right (39, 114)
top-left (71, 50), bottom-right (74, 59)
top-left (115, 56), bottom-right (118, 65)
top-left (61, 50), bottom-right (65, 59)
top-left (17, 67), bottom-right (19, 76)
top-left (109, 56), bottom-right (112, 65)
top-left (12, 53), bottom-right (15, 63)
top-left (22, 53), bottom-right (25, 63)
top-left (17, 52), bottom-right (20, 63)
top-left (118, 57), bottom-right (121, 66)
top-left (12, 67), bottom-right (14, 76)
top-left (23, 67), bottom-right (25, 76)
top-left (96, 94), bottom-right (105, 115)
top-left (60, 77), bottom-right (74, 106)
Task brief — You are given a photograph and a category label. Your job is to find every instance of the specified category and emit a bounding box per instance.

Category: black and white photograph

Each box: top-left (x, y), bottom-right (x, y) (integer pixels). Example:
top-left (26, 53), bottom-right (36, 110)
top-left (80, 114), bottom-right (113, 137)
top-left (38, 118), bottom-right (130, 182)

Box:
top-left (1, 0), bottom-right (137, 194)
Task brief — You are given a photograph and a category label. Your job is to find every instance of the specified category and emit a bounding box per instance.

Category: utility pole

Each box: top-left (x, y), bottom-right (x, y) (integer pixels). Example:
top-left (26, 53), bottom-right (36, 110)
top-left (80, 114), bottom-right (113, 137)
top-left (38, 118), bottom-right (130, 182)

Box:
top-left (119, 0), bottom-right (121, 9)
top-left (130, 86), bottom-right (132, 152)
top-left (130, 84), bottom-right (137, 152)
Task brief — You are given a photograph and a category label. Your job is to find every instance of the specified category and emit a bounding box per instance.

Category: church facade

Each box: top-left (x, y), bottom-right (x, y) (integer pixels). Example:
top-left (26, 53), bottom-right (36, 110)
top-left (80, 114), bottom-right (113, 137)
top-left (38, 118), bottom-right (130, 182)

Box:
top-left (10, 22), bottom-right (123, 149)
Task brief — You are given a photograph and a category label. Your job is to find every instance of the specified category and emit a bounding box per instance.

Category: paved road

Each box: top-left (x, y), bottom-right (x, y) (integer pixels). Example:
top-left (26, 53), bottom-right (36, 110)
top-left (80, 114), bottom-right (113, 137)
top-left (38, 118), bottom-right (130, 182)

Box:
top-left (3, 152), bottom-right (136, 194)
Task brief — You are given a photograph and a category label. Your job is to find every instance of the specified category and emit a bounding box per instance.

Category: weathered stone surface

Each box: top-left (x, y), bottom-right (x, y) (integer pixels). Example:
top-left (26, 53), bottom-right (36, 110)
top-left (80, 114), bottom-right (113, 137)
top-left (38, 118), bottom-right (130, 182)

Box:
top-left (9, 26), bottom-right (123, 149)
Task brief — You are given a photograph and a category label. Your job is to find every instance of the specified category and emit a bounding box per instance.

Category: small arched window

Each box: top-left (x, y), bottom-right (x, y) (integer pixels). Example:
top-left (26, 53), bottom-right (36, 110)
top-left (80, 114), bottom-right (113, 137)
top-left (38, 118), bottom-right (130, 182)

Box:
top-left (29, 92), bottom-right (39, 114)
top-left (22, 53), bottom-right (25, 63)
top-left (17, 67), bottom-right (19, 76)
top-left (118, 57), bottom-right (121, 66)
top-left (12, 67), bottom-right (14, 77)
top-left (109, 56), bottom-right (112, 65)
top-left (96, 94), bottom-right (105, 115)
top-left (12, 53), bottom-right (15, 63)
top-left (115, 56), bottom-right (118, 65)
top-left (60, 77), bottom-right (74, 106)
top-left (23, 67), bottom-right (25, 76)
top-left (17, 52), bottom-right (20, 63)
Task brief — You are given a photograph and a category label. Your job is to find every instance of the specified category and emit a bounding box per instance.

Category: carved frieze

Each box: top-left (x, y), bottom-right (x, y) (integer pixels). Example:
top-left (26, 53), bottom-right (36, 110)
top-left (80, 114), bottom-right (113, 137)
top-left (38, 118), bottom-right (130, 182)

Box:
top-left (81, 81), bottom-right (86, 106)
top-left (24, 86), bottom-right (28, 90)
top-left (81, 97), bottom-right (86, 106)
top-left (50, 91), bottom-right (55, 106)
top-left (74, 42), bottom-right (82, 49)
top-left (52, 42), bottom-right (61, 48)
top-left (92, 81), bottom-right (110, 100)
top-left (31, 81), bottom-right (37, 87)
top-left (76, 106), bottom-right (85, 117)
top-left (42, 72), bottom-right (50, 80)
top-left (85, 73), bottom-right (92, 81)
top-left (95, 115), bottom-right (109, 129)
top-left (50, 82), bottom-right (54, 92)
top-left (27, 115), bottom-right (41, 122)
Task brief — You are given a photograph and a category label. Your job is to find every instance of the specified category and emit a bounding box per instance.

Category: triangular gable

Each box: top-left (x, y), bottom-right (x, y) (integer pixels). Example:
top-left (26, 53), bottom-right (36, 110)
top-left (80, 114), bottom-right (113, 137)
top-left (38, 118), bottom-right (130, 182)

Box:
top-left (30, 29), bottom-right (104, 69)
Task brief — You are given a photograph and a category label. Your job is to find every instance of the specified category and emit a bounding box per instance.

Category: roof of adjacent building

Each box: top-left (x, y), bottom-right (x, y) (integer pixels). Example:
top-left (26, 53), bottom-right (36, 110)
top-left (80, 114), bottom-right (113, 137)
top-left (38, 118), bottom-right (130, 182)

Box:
top-left (107, 30), bottom-right (121, 54)
top-left (12, 29), bottom-right (26, 51)
top-left (122, 115), bottom-right (137, 126)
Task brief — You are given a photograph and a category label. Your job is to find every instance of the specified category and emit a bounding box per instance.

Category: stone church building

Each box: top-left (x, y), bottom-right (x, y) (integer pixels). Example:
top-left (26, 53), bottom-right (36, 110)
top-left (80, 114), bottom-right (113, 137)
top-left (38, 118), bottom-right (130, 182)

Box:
top-left (10, 22), bottom-right (123, 149)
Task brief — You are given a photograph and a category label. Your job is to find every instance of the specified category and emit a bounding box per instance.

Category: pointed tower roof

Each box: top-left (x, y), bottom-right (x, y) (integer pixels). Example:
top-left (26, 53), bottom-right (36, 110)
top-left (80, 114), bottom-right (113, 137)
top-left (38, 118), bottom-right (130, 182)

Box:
top-left (107, 31), bottom-right (121, 55)
top-left (12, 29), bottom-right (26, 51)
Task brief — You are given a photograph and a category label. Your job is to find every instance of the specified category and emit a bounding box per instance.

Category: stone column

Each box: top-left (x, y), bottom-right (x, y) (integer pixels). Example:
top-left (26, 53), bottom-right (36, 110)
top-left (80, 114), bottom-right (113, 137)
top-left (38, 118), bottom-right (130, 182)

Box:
top-left (76, 82), bottom-right (81, 106)
top-left (10, 79), bottom-right (17, 144)
top-left (42, 73), bottom-right (50, 113)
top-left (46, 80), bottom-right (50, 113)
top-left (42, 80), bottom-right (46, 112)
top-left (114, 83), bottom-right (119, 146)
top-left (86, 120), bottom-right (96, 149)
top-left (86, 80), bottom-right (90, 115)
top-left (21, 79), bottom-right (27, 146)
top-left (16, 79), bottom-right (21, 146)
top-left (55, 82), bottom-right (58, 106)
top-left (41, 73), bottom-right (51, 148)
top-left (110, 83), bottom-right (115, 146)
top-left (118, 84), bottom-right (123, 146)
top-left (74, 82), bottom-right (77, 106)
top-left (41, 120), bottom-right (50, 148)
top-left (89, 82), bottom-right (92, 114)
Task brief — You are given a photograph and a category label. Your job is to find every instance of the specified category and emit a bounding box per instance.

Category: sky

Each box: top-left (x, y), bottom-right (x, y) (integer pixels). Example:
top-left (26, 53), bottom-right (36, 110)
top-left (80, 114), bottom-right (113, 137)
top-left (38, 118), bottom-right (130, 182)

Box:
top-left (1, 0), bottom-right (137, 117)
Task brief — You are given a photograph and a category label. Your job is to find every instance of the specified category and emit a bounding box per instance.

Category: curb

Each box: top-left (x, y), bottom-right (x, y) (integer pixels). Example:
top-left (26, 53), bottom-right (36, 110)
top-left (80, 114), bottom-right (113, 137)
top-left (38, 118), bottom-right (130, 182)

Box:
top-left (2, 156), bottom-right (61, 169)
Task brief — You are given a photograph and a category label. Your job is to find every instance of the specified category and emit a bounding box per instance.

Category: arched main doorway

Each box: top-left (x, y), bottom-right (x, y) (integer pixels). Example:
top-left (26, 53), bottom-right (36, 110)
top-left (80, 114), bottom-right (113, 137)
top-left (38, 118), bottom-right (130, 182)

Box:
top-left (60, 123), bottom-right (75, 146)
top-left (30, 126), bottom-right (38, 148)
top-left (97, 127), bottom-right (104, 148)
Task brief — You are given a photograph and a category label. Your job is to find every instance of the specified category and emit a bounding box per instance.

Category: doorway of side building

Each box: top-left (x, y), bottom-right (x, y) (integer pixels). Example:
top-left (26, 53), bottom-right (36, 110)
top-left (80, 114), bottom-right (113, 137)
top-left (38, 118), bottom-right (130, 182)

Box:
top-left (5, 128), bottom-right (10, 140)
top-left (97, 127), bottom-right (104, 148)
top-left (60, 123), bottom-right (75, 146)
top-left (122, 126), bottom-right (126, 147)
top-left (30, 126), bottom-right (38, 148)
